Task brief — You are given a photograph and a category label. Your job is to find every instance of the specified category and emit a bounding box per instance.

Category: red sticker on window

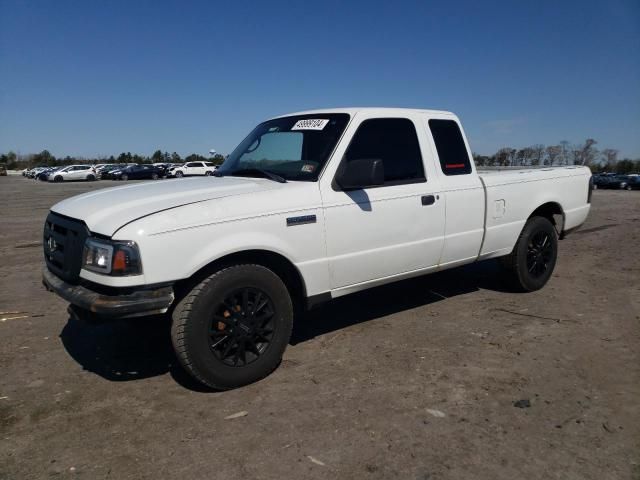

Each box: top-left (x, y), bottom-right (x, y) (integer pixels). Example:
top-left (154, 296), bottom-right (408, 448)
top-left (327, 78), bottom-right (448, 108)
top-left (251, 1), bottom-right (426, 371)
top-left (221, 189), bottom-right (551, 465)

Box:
top-left (445, 163), bottom-right (465, 169)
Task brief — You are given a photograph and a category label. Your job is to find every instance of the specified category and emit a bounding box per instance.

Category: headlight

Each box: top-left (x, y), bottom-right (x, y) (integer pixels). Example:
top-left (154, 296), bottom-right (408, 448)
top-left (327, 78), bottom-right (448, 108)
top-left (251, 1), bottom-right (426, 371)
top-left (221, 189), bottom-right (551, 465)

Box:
top-left (82, 238), bottom-right (143, 276)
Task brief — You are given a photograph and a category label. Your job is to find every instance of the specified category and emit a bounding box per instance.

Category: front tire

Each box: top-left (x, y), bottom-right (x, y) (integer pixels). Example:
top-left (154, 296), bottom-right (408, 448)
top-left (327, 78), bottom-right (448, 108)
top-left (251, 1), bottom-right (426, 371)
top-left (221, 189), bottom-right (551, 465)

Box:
top-left (151, 172), bottom-right (159, 180)
top-left (86, 174), bottom-right (95, 181)
top-left (176, 171), bottom-right (184, 178)
top-left (121, 174), bottom-right (128, 181)
top-left (54, 175), bottom-right (63, 183)
top-left (503, 216), bottom-right (558, 292)
top-left (171, 264), bottom-right (293, 390)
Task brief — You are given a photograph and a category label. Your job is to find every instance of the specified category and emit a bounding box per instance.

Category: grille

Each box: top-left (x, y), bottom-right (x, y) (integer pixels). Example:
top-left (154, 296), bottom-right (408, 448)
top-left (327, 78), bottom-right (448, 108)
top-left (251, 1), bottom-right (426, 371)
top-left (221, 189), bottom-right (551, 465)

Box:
top-left (43, 212), bottom-right (89, 283)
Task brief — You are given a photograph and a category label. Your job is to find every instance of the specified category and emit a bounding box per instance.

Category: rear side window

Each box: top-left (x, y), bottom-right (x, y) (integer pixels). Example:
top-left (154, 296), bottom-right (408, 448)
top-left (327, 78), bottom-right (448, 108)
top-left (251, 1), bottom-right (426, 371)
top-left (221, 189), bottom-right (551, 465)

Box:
top-left (344, 118), bottom-right (425, 185)
top-left (429, 119), bottom-right (472, 175)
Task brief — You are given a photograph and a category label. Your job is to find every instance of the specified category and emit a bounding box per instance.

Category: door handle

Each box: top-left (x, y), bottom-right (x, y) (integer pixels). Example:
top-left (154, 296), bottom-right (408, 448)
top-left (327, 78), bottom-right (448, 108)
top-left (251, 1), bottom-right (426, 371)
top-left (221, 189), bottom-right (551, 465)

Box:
top-left (421, 195), bottom-right (436, 206)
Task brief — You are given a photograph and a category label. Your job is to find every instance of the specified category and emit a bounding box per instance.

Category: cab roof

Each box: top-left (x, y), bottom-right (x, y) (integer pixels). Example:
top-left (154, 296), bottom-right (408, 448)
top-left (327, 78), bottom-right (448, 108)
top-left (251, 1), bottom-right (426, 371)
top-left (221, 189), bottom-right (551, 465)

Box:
top-left (271, 107), bottom-right (455, 119)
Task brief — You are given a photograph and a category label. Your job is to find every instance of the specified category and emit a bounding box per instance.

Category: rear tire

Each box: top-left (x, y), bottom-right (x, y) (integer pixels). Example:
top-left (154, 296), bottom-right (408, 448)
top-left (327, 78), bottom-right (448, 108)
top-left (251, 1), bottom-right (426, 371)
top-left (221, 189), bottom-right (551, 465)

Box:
top-left (171, 264), bottom-right (293, 390)
top-left (502, 216), bottom-right (558, 292)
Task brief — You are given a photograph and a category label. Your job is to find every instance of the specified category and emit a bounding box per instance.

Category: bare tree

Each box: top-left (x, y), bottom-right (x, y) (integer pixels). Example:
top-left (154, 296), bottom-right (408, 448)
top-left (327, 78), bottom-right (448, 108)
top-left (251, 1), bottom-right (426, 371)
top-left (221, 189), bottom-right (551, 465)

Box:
top-left (602, 148), bottom-right (618, 164)
top-left (531, 144), bottom-right (545, 165)
top-left (516, 147), bottom-right (536, 166)
top-left (601, 148), bottom-right (618, 170)
top-left (494, 147), bottom-right (517, 166)
top-left (472, 152), bottom-right (490, 166)
top-left (559, 140), bottom-right (571, 165)
top-left (545, 145), bottom-right (562, 165)
top-left (575, 138), bottom-right (598, 166)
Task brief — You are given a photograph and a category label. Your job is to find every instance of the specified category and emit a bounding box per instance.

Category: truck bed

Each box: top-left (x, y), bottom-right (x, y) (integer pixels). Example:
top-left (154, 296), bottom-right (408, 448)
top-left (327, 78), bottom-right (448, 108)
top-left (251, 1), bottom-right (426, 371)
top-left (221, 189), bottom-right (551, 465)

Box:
top-left (476, 165), bottom-right (591, 259)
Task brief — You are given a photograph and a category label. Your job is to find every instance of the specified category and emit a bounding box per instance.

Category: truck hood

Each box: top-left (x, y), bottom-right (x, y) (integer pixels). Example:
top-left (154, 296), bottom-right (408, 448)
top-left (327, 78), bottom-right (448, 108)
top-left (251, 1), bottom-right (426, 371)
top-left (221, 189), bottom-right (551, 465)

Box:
top-left (51, 176), bottom-right (283, 236)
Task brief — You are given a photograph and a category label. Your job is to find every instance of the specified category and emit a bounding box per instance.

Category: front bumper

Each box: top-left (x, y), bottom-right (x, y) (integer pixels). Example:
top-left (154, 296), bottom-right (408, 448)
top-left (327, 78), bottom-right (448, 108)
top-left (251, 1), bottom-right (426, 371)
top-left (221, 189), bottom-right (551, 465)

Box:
top-left (42, 268), bottom-right (175, 320)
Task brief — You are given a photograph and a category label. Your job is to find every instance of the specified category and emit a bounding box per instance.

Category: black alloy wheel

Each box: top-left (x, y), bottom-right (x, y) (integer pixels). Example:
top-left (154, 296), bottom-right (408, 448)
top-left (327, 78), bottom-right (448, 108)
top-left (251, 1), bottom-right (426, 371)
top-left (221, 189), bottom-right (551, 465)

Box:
top-left (209, 288), bottom-right (276, 367)
top-left (526, 230), bottom-right (554, 278)
top-left (503, 216), bottom-right (558, 292)
top-left (171, 264), bottom-right (294, 390)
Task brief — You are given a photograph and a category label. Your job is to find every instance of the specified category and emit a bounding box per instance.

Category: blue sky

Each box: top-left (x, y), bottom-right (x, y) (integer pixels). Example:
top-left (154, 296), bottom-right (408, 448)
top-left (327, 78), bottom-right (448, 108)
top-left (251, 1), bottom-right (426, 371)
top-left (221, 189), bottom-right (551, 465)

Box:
top-left (1, 0), bottom-right (639, 158)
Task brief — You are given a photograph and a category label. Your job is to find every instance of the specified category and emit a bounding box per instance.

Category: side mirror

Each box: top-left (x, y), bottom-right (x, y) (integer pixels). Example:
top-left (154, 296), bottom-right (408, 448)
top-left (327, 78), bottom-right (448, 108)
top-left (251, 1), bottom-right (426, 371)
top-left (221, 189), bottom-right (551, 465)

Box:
top-left (336, 158), bottom-right (384, 190)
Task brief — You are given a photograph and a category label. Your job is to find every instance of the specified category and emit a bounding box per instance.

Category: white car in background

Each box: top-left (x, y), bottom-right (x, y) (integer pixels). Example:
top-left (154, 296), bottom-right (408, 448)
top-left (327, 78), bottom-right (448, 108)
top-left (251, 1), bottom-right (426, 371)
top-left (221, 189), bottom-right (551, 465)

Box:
top-left (167, 161), bottom-right (218, 177)
top-left (48, 165), bottom-right (96, 182)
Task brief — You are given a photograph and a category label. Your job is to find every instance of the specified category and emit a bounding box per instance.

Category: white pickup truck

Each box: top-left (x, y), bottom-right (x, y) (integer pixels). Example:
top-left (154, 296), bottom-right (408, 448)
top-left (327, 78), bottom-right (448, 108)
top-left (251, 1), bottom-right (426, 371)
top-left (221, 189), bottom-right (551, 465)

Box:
top-left (42, 108), bottom-right (592, 389)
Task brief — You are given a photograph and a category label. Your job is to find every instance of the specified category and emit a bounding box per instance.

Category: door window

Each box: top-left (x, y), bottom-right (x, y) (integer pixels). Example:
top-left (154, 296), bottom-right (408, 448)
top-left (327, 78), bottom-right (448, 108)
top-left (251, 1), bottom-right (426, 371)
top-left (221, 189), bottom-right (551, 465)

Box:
top-left (342, 118), bottom-right (425, 186)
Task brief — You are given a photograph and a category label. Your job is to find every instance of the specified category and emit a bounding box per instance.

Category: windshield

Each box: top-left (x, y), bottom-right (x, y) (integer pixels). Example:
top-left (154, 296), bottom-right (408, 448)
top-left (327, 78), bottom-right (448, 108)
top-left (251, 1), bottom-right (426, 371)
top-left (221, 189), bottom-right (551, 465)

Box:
top-left (216, 114), bottom-right (350, 181)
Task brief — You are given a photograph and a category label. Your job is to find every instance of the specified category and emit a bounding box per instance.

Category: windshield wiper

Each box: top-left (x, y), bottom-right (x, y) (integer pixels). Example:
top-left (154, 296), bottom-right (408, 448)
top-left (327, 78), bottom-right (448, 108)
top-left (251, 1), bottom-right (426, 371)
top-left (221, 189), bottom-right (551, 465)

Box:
top-left (217, 168), bottom-right (287, 183)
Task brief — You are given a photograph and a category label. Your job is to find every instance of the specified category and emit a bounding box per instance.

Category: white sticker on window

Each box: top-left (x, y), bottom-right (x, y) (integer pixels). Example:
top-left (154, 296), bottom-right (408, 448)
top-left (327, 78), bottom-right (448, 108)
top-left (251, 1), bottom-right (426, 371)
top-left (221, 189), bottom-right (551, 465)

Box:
top-left (291, 119), bottom-right (329, 131)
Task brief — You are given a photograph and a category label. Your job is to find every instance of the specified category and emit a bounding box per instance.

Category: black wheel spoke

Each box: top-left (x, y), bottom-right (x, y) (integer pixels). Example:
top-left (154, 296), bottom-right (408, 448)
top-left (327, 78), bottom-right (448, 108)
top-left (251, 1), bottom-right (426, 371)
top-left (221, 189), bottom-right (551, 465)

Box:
top-left (211, 335), bottom-right (229, 349)
top-left (209, 329), bottom-right (228, 337)
top-left (221, 339), bottom-right (235, 359)
top-left (252, 292), bottom-right (263, 315)
top-left (242, 289), bottom-right (249, 312)
top-left (236, 341), bottom-right (247, 366)
top-left (246, 339), bottom-right (261, 356)
top-left (526, 230), bottom-right (555, 279)
top-left (209, 287), bottom-right (276, 367)
top-left (256, 310), bottom-right (274, 326)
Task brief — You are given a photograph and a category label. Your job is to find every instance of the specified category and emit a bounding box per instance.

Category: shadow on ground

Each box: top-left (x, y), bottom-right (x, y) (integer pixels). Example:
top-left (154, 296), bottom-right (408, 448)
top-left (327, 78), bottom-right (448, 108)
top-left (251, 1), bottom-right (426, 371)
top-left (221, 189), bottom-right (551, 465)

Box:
top-left (60, 259), bottom-right (516, 390)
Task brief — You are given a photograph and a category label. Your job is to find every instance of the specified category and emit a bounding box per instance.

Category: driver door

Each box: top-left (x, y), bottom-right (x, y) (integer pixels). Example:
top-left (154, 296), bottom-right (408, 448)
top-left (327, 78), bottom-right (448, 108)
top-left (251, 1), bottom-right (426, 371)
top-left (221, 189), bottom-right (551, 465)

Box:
top-left (319, 114), bottom-right (446, 291)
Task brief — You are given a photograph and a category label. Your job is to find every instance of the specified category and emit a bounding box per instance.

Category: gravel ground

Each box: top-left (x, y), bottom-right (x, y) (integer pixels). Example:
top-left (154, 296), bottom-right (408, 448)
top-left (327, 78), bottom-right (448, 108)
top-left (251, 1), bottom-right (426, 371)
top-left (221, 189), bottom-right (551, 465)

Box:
top-left (0, 176), bottom-right (638, 480)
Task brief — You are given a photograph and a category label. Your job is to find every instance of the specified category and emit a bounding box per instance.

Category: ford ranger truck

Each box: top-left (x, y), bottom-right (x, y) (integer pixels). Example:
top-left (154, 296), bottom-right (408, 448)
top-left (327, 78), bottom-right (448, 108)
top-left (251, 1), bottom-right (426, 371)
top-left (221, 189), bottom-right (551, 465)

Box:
top-left (42, 108), bottom-right (592, 389)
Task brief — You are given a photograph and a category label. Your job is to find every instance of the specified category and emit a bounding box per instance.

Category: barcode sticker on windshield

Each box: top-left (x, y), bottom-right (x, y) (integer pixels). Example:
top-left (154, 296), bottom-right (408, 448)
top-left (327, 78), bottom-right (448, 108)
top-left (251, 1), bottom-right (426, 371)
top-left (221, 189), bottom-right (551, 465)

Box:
top-left (291, 119), bottom-right (329, 130)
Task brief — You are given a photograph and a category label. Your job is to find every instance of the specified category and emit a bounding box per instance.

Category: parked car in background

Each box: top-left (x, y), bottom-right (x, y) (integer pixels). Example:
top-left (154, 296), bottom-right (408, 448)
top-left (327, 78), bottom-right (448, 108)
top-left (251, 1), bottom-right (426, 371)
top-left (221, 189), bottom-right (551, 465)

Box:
top-left (626, 176), bottom-right (640, 190)
top-left (597, 175), bottom-right (632, 190)
top-left (167, 161), bottom-right (217, 177)
top-left (97, 165), bottom-right (122, 178)
top-left (151, 163), bottom-right (172, 177)
top-left (48, 165), bottom-right (96, 182)
top-left (0, 164), bottom-right (7, 176)
top-left (27, 166), bottom-right (50, 179)
top-left (592, 174), bottom-right (607, 189)
top-left (36, 167), bottom-right (61, 181)
top-left (110, 164), bottom-right (164, 181)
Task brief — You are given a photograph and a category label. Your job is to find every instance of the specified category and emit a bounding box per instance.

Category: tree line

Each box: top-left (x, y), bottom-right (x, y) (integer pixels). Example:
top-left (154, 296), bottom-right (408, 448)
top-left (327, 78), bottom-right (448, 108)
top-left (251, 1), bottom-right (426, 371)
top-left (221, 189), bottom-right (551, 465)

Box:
top-left (0, 149), bottom-right (225, 170)
top-left (473, 139), bottom-right (639, 174)
top-left (2, 138), bottom-right (639, 174)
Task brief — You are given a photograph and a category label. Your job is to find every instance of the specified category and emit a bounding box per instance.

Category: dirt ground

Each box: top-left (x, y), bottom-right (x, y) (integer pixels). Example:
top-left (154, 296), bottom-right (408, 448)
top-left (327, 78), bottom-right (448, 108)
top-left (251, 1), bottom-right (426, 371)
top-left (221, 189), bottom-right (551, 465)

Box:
top-left (0, 175), bottom-right (638, 480)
